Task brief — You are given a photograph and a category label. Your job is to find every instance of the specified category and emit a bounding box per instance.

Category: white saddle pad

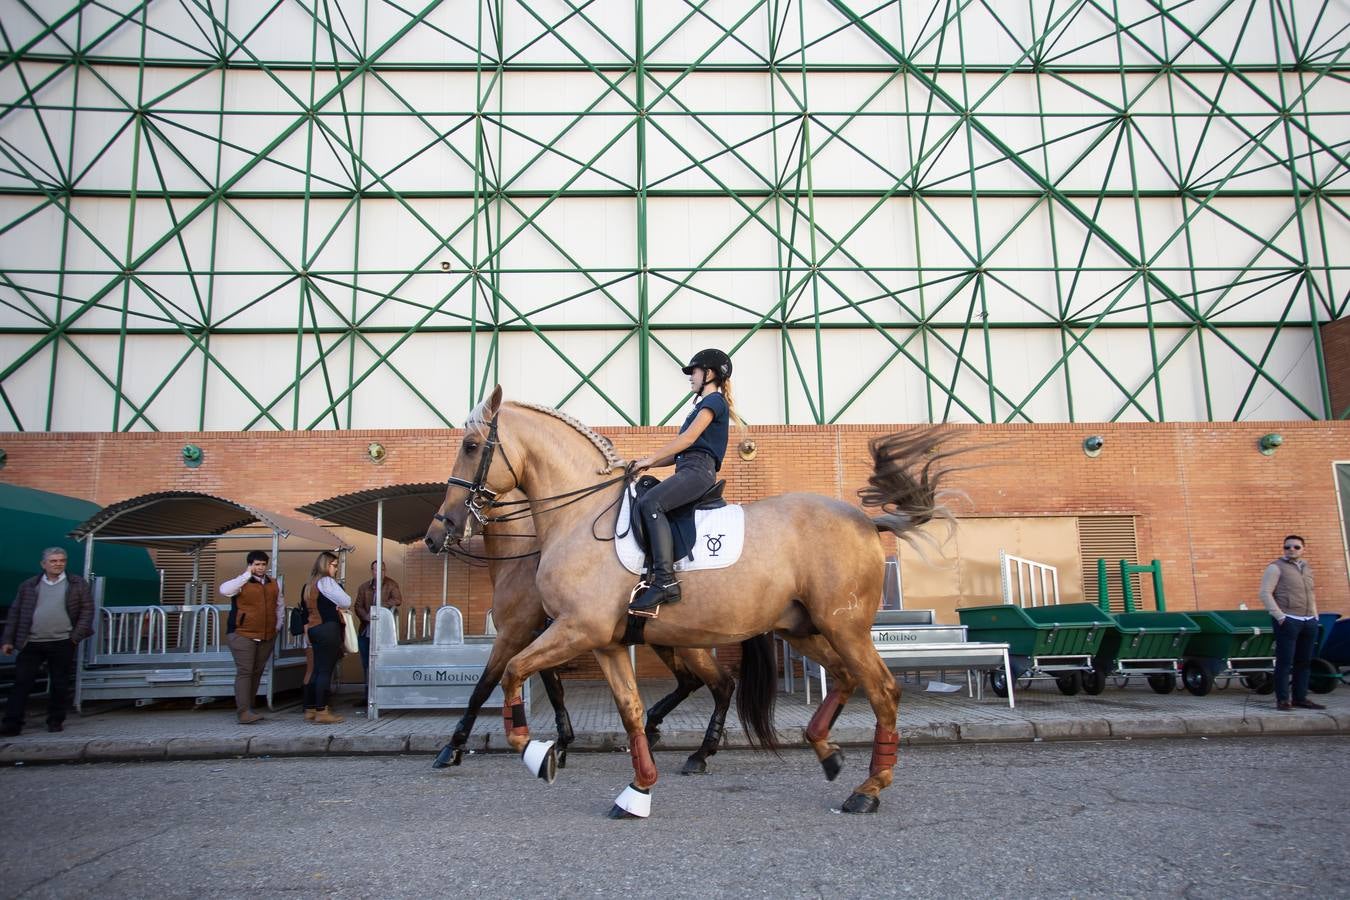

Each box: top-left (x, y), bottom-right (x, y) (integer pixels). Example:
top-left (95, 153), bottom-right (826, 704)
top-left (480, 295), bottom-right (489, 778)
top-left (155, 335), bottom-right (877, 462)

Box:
top-left (615, 485), bottom-right (745, 576)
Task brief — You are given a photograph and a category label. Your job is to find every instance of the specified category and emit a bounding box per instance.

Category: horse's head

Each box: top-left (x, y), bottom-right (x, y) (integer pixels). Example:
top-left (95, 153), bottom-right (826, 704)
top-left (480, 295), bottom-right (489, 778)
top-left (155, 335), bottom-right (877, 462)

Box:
top-left (424, 385), bottom-right (517, 553)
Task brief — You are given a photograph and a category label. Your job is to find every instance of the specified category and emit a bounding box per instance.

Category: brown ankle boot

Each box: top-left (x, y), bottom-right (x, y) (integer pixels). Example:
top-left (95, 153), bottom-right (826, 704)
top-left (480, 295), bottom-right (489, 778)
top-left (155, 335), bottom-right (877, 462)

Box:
top-left (237, 709), bottom-right (263, 725)
top-left (304, 708), bottom-right (317, 721)
top-left (312, 707), bottom-right (345, 724)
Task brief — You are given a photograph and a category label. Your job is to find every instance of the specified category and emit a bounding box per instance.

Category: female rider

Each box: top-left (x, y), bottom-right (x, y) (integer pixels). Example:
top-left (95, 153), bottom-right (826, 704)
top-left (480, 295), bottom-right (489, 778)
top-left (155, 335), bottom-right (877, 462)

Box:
top-left (628, 348), bottom-right (741, 613)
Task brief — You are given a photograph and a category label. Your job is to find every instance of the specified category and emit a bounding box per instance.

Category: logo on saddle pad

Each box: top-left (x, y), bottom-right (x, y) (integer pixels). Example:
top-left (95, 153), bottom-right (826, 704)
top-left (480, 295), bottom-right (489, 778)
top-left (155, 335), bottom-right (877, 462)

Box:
top-left (615, 489), bottom-right (745, 576)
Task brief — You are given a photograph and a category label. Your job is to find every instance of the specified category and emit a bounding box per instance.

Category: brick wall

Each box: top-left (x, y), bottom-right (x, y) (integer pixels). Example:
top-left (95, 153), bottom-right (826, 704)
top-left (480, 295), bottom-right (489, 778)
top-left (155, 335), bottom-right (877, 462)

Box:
top-left (1323, 317), bottom-right (1350, 420)
top-left (3, 420), bottom-right (1347, 678)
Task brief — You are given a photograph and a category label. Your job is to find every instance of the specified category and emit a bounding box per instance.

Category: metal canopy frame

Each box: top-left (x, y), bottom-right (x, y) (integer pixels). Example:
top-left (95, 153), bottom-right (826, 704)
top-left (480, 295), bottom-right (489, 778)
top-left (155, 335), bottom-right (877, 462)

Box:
top-left (0, 1), bottom-right (1345, 429)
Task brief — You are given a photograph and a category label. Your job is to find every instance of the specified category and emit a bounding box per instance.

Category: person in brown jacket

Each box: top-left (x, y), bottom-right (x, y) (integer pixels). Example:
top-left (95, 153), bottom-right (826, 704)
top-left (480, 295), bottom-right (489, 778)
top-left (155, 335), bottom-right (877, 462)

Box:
top-left (352, 561), bottom-right (403, 698)
top-left (1258, 534), bottom-right (1325, 711)
top-left (1, 548), bottom-right (94, 736)
top-left (218, 550), bottom-right (284, 724)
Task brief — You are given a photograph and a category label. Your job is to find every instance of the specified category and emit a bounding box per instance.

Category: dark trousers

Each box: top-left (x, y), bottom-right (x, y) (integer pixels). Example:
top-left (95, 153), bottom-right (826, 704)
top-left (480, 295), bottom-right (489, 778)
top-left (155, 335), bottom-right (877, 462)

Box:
top-left (636, 452), bottom-right (716, 572)
top-left (1273, 616), bottom-right (1318, 702)
top-left (3, 639), bottom-right (75, 728)
top-left (226, 633), bottom-right (276, 712)
top-left (307, 622), bottom-right (341, 710)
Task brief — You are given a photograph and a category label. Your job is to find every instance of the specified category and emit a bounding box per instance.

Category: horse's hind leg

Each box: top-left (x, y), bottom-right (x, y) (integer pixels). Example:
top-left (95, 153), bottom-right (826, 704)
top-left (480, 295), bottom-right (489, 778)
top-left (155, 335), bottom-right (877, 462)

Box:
top-left (538, 667), bottom-right (575, 768)
top-left (815, 632), bottom-right (901, 814)
top-left (648, 647), bottom-right (735, 775)
top-left (592, 645), bottom-right (659, 818)
top-left (780, 634), bottom-right (855, 782)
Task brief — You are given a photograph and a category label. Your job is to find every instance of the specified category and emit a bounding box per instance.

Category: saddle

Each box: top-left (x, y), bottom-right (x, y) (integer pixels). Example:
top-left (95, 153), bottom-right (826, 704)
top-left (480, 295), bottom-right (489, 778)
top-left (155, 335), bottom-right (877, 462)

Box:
top-left (628, 474), bottom-right (727, 567)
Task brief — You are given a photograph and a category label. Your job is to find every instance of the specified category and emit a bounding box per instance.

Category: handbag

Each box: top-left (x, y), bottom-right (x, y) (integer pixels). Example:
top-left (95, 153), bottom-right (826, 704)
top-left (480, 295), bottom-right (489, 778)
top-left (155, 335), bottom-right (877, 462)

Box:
top-left (340, 609), bottom-right (360, 654)
top-left (288, 603), bottom-right (306, 637)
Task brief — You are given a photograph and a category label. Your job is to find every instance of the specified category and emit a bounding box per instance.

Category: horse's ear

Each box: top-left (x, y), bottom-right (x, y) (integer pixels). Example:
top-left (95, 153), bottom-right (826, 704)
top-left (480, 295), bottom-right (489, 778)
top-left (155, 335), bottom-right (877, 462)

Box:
top-left (487, 384), bottom-right (503, 415)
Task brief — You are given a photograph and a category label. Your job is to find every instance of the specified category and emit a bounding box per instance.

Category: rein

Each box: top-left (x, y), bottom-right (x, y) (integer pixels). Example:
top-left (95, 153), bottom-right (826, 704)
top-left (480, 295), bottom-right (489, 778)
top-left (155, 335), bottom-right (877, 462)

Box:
top-left (433, 410), bottom-right (636, 543)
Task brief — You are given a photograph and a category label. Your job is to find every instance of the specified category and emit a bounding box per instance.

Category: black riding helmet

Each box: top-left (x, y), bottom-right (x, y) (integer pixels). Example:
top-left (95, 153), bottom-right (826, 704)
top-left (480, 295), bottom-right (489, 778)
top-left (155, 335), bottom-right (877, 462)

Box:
top-left (681, 348), bottom-right (732, 384)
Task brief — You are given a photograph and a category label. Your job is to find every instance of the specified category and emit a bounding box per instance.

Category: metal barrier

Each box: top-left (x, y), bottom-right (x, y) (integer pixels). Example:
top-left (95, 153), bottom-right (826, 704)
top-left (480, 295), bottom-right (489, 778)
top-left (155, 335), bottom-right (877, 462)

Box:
top-left (78, 578), bottom-right (305, 708)
top-left (1000, 551), bottom-right (1060, 607)
top-left (366, 605), bottom-right (541, 720)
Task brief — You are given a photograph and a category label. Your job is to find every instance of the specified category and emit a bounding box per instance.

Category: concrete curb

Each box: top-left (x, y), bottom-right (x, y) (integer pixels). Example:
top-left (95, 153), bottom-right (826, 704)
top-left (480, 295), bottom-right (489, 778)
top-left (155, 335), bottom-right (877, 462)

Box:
top-left (0, 712), bottom-right (1343, 765)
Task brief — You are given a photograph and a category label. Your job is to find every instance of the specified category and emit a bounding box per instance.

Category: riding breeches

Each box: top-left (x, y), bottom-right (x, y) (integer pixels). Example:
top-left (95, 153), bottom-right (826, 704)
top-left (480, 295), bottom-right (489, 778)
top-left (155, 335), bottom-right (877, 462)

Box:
top-left (637, 451), bottom-right (717, 523)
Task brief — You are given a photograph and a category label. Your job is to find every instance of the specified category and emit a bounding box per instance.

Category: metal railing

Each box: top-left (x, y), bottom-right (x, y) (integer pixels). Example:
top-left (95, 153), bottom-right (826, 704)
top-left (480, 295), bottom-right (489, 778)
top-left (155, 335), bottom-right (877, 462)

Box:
top-left (1000, 551), bottom-right (1061, 608)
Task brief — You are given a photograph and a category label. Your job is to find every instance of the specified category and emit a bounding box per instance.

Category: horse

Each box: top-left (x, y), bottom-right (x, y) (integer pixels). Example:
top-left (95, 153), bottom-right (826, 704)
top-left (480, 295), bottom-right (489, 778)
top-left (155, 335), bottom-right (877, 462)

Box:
top-left (424, 387), bottom-right (954, 817)
top-left (430, 490), bottom-right (738, 775)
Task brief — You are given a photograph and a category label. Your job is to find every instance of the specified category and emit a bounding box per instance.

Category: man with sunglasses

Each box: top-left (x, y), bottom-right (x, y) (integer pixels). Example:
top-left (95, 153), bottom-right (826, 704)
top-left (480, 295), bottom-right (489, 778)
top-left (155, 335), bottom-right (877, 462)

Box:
top-left (1258, 535), bottom-right (1325, 711)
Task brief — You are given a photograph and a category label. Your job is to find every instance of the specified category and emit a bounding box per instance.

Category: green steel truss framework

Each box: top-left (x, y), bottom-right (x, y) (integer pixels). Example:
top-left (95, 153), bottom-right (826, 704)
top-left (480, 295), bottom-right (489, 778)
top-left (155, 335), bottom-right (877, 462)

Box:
top-left (0, 0), bottom-right (1346, 431)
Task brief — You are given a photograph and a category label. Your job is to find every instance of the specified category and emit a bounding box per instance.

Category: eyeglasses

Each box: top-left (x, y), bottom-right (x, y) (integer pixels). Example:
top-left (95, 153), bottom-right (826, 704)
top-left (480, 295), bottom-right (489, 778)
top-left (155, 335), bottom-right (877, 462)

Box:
top-left (1284, 544), bottom-right (1303, 550)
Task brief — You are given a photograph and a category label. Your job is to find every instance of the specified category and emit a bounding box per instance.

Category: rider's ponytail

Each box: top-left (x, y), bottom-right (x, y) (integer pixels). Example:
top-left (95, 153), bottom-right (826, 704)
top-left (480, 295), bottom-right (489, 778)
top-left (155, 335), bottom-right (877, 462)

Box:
top-left (720, 376), bottom-right (746, 430)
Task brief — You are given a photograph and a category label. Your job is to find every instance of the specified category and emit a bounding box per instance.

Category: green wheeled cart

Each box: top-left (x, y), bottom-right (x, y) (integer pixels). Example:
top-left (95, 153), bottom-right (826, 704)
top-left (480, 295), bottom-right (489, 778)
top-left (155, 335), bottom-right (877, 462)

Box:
top-left (958, 603), bottom-right (1115, 697)
top-left (1085, 612), bottom-right (1200, 695)
top-left (1180, 610), bottom-right (1276, 696)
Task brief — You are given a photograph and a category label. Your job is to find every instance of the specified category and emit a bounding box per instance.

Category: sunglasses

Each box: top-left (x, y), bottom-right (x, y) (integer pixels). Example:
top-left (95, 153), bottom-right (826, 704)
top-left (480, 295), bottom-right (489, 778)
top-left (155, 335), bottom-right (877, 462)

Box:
top-left (1284, 544), bottom-right (1303, 550)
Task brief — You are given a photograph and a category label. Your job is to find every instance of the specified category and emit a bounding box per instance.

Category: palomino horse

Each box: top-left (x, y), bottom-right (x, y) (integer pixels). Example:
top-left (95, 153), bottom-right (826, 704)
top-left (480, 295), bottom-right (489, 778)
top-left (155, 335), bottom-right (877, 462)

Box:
top-left (430, 491), bottom-right (738, 775)
top-left (424, 388), bottom-right (954, 817)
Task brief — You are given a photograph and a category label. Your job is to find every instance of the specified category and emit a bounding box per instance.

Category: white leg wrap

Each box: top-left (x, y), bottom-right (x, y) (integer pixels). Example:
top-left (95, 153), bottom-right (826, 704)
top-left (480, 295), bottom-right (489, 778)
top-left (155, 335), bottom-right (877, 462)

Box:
top-left (614, 784), bottom-right (652, 818)
top-left (522, 740), bottom-right (556, 781)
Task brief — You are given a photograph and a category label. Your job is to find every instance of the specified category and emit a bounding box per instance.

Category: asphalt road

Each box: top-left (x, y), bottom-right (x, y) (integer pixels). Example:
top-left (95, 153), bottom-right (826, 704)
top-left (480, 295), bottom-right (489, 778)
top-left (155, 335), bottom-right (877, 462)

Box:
top-left (0, 736), bottom-right (1345, 899)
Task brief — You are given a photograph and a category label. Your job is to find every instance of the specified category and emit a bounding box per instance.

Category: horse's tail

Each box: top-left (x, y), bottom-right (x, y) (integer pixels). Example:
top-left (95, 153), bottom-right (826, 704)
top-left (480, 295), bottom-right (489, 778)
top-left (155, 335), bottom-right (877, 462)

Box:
top-left (736, 634), bottom-right (781, 753)
top-left (859, 427), bottom-right (962, 545)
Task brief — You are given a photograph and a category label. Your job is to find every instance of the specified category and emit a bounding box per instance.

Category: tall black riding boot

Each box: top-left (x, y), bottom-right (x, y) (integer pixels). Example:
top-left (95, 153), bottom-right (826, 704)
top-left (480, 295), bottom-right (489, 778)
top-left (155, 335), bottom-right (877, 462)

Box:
top-left (629, 513), bottom-right (681, 613)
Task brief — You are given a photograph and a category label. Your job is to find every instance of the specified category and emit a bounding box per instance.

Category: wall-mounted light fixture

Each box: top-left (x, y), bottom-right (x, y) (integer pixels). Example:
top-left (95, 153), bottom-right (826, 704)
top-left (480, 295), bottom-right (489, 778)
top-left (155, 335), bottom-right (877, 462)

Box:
top-left (737, 438), bottom-right (757, 461)
top-left (1258, 432), bottom-right (1283, 456)
top-left (0, 448), bottom-right (7, 469)
top-left (1082, 435), bottom-right (1104, 458)
top-left (367, 441), bottom-right (387, 463)
top-left (181, 444), bottom-right (203, 468)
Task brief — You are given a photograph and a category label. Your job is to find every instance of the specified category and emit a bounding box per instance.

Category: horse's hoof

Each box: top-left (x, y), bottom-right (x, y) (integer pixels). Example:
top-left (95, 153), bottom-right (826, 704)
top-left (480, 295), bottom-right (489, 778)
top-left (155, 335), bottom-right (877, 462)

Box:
top-left (522, 740), bottom-right (557, 784)
top-left (556, 747), bottom-right (568, 770)
top-left (821, 749), bottom-right (845, 782)
top-left (839, 792), bottom-right (880, 814)
top-left (679, 756), bottom-right (708, 776)
top-left (431, 745), bottom-right (462, 769)
top-left (610, 784), bottom-right (651, 818)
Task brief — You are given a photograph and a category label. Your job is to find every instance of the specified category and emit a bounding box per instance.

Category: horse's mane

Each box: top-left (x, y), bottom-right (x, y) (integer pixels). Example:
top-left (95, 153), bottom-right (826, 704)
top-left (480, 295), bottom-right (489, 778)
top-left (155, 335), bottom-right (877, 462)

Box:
top-left (509, 401), bottom-right (625, 474)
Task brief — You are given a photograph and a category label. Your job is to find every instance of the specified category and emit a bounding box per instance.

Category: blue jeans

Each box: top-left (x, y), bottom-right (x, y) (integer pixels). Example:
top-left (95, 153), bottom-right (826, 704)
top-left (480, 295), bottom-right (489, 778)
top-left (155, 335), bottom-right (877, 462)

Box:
top-left (1273, 615), bottom-right (1317, 702)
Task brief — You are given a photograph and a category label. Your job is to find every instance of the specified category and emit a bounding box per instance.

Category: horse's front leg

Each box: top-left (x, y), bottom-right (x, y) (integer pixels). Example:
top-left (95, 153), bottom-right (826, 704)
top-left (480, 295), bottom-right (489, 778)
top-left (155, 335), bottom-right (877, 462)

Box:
top-left (592, 645), bottom-right (658, 818)
top-left (498, 622), bottom-right (599, 783)
top-left (432, 614), bottom-right (538, 769)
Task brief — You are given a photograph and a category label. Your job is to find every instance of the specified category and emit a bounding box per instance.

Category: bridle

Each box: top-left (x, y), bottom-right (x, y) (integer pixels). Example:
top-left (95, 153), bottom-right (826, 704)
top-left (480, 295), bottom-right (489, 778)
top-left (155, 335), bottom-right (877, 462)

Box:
top-left (430, 410), bottom-right (631, 549)
top-left (432, 412), bottom-right (518, 542)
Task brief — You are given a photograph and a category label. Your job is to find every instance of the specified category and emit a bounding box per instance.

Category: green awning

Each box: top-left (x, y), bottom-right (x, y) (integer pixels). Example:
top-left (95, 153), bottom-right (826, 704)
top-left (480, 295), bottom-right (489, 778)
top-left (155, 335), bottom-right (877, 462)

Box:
top-left (0, 483), bottom-right (160, 608)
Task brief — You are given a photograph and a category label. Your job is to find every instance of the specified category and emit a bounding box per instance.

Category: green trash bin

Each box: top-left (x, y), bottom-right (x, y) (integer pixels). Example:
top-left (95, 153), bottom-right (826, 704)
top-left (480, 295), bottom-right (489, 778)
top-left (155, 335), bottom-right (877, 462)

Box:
top-left (1180, 610), bottom-right (1276, 697)
top-left (958, 603), bottom-right (1114, 697)
top-left (1089, 611), bottom-right (1199, 695)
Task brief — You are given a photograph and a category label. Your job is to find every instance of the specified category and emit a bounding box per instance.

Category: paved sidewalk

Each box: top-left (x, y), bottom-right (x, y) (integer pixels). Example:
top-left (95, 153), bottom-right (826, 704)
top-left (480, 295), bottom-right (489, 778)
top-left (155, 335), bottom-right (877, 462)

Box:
top-left (1, 676), bottom-right (1345, 764)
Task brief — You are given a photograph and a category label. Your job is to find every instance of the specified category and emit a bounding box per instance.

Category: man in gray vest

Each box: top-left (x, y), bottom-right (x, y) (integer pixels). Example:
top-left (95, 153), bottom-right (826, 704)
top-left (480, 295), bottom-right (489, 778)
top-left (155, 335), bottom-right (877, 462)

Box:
top-left (1258, 534), bottom-right (1325, 711)
top-left (1, 548), bottom-right (95, 735)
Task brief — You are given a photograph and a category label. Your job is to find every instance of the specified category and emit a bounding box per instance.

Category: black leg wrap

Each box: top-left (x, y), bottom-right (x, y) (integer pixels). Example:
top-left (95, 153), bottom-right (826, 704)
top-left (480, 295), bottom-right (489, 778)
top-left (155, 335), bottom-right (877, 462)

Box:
top-left (822, 749), bottom-right (845, 782)
top-left (840, 792), bottom-right (880, 814)
top-left (556, 747), bottom-right (567, 769)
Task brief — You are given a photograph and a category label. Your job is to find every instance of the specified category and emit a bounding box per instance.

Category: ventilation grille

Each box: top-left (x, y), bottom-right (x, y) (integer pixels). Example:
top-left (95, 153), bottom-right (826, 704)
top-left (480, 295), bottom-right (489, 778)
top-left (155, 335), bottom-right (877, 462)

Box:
top-left (1077, 516), bottom-right (1139, 613)
top-left (151, 546), bottom-right (217, 606)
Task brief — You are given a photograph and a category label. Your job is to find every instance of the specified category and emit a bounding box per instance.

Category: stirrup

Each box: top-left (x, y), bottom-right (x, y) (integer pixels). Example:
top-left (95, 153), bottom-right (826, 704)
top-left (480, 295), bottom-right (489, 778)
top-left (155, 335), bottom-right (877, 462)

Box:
top-left (628, 579), bottom-right (679, 618)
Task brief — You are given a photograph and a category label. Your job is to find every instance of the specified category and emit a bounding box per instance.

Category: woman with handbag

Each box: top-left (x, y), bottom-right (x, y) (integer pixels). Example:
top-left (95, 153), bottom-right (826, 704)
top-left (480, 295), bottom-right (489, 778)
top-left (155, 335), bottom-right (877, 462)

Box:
top-left (302, 551), bottom-right (352, 725)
